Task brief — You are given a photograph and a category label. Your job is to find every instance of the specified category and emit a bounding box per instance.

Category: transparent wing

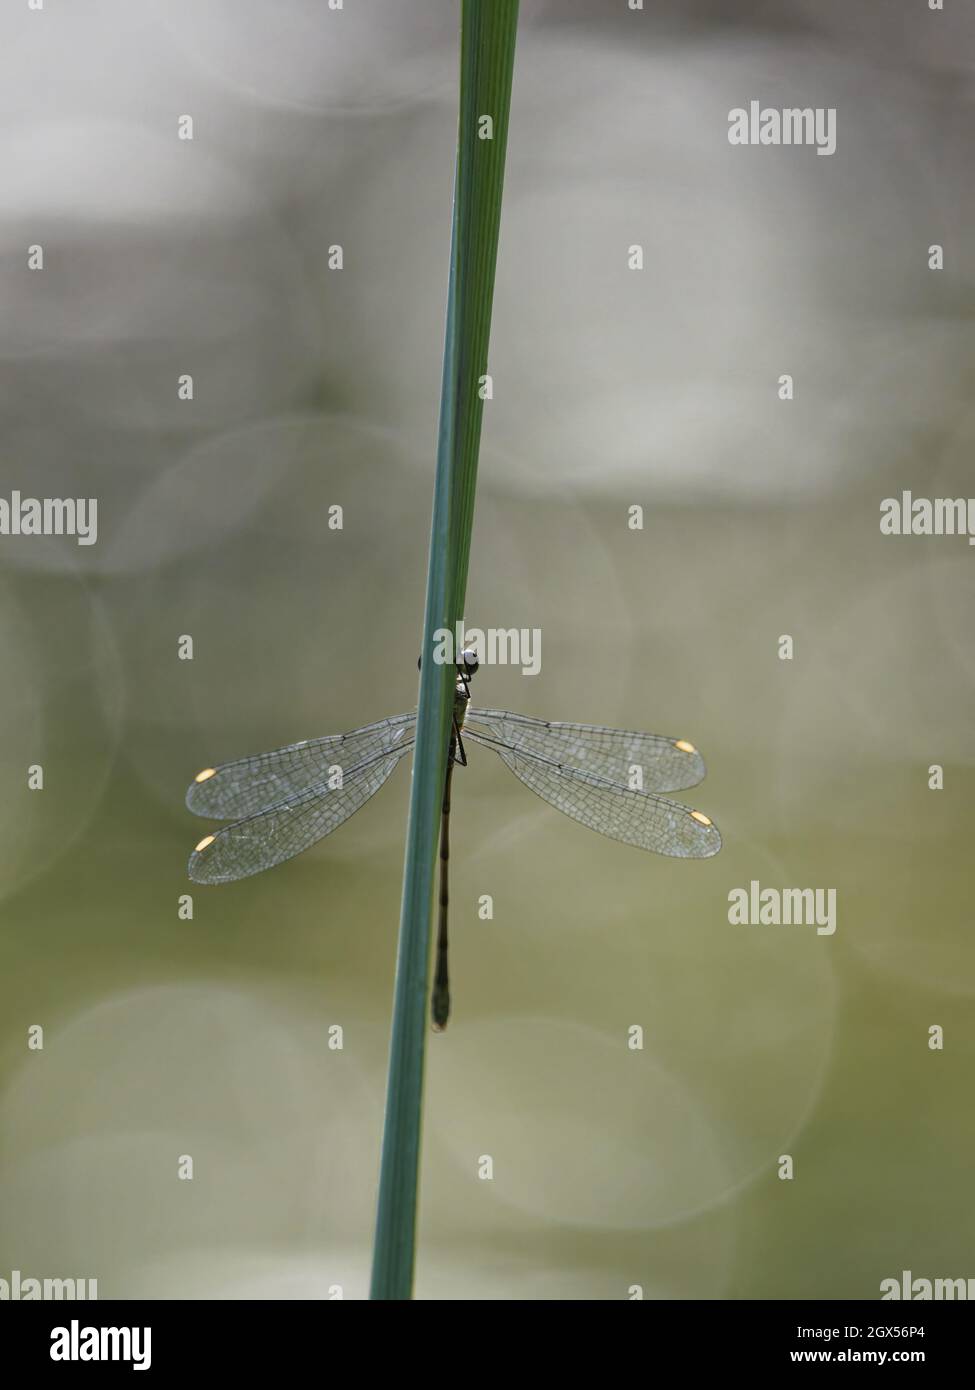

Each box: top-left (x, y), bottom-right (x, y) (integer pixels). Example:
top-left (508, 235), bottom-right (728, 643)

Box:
top-left (466, 708), bottom-right (706, 794)
top-left (186, 714), bottom-right (416, 820)
top-left (188, 741), bottom-right (413, 885)
top-left (466, 731), bottom-right (720, 858)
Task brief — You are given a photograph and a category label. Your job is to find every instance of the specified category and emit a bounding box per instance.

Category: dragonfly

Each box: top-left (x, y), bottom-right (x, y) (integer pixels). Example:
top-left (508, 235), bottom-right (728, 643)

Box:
top-left (186, 648), bottom-right (721, 1029)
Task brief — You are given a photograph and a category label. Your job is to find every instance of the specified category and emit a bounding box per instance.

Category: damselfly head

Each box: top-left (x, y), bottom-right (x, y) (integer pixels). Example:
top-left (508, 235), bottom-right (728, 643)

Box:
top-left (458, 646), bottom-right (479, 678)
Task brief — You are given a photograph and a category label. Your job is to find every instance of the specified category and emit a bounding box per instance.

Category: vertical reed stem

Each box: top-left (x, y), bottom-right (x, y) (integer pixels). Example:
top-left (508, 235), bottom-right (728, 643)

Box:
top-left (369, 0), bottom-right (519, 1301)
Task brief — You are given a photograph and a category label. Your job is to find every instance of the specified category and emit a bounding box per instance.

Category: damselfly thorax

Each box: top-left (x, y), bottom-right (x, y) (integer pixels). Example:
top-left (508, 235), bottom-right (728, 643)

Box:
top-left (452, 650), bottom-right (474, 735)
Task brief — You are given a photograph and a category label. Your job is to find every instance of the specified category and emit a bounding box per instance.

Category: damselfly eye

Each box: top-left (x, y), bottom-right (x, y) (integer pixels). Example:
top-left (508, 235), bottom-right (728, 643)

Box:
top-left (459, 646), bottom-right (479, 675)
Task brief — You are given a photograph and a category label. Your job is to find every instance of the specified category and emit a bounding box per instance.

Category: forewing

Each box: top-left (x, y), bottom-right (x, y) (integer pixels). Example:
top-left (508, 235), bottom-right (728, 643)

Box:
top-left (467, 733), bottom-right (720, 859)
top-left (186, 714), bottom-right (416, 820)
top-left (188, 742), bottom-right (412, 884)
top-left (466, 709), bottom-right (706, 794)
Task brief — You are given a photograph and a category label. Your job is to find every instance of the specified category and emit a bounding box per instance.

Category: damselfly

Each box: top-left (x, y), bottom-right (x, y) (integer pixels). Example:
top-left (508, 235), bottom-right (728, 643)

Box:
top-left (186, 649), bottom-right (720, 1028)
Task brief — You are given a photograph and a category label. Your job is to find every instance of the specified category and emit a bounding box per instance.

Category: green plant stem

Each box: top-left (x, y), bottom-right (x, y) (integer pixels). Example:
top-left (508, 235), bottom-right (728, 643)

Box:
top-left (369, 0), bottom-right (519, 1301)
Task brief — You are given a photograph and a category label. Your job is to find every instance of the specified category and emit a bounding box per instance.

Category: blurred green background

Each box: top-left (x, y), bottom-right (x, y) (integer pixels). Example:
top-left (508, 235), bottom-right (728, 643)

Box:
top-left (0, 0), bottom-right (973, 1299)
